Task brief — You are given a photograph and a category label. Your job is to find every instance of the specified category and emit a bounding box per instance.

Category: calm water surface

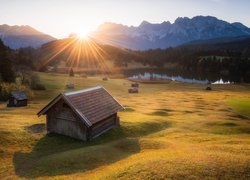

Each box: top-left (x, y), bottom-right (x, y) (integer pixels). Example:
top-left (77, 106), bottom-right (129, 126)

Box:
top-left (124, 68), bottom-right (248, 84)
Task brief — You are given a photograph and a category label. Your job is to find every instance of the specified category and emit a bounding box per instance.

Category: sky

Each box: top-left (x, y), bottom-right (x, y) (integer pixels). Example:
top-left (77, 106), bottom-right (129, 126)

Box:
top-left (0, 0), bottom-right (250, 38)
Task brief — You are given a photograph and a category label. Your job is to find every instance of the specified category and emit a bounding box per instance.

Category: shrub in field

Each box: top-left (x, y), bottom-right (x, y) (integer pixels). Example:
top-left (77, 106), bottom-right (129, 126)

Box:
top-left (30, 74), bottom-right (46, 90)
top-left (0, 83), bottom-right (33, 101)
top-left (69, 68), bottom-right (74, 77)
top-left (34, 83), bottom-right (46, 90)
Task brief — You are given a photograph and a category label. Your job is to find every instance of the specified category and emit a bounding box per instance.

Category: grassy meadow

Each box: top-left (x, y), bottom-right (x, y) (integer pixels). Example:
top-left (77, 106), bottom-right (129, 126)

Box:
top-left (0, 72), bottom-right (250, 179)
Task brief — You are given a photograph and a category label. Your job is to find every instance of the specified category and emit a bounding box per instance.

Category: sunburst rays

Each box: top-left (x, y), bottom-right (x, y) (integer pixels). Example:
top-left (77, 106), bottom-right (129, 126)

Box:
top-left (38, 36), bottom-right (112, 76)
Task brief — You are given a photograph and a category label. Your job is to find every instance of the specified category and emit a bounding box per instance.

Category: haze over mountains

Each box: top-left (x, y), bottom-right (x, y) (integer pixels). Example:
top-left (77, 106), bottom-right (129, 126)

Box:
top-left (0, 24), bottom-right (56, 49)
top-left (1, 16), bottom-right (250, 50)
top-left (91, 16), bottom-right (250, 50)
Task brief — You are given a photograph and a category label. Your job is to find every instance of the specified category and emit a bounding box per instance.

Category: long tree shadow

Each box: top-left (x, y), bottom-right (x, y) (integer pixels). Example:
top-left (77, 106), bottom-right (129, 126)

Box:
top-left (13, 119), bottom-right (171, 178)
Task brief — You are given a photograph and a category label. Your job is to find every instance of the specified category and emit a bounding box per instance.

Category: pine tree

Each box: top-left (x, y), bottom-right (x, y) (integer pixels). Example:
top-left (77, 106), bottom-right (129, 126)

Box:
top-left (0, 39), bottom-right (15, 82)
top-left (69, 68), bottom-right (74, 77)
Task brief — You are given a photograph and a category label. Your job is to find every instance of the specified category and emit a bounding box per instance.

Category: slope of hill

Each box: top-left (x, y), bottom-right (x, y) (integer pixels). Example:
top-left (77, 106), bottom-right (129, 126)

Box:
top-left (37, 37), bottom-right (143, 71)
top-left (35, 35), bottom-right (250, 77)
top-left (1, 73), bottom-right (250, 179)
top-left (91, 16), bottom-right (250, 50)
top-left (0, 24), bottom-right (56, 49)
top-left (179, 36), bottom-right (250, 51)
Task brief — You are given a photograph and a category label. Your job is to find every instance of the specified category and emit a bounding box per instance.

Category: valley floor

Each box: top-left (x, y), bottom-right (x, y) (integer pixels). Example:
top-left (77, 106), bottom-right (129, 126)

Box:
top-left (0, 73), bottom-right (250, 179)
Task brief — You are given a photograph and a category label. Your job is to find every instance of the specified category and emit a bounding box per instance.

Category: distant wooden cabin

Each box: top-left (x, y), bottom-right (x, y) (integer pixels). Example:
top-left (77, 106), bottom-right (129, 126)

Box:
top-left (37, 86), bottom-right (124, 141)
top-left (7, 91), bottom-right (28, 107)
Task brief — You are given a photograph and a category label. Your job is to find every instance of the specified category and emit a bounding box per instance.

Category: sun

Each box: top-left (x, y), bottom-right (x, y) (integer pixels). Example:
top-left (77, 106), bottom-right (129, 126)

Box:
top-left (77, 32), bottom-right (89, 39)
top-left (76, 29), bottom-right (90, 40)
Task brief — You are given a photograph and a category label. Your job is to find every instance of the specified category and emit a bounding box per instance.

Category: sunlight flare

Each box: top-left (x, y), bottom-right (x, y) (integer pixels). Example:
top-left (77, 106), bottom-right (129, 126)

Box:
top-left (75, 27), bottom-right (91, 40)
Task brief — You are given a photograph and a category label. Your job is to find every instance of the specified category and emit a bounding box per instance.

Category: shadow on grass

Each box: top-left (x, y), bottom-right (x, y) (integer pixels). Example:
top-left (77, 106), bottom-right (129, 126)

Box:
top-left (26, 123), bottom-right (46, 134)
top-left (123, 107), bottom-right (135, 112)
top-left (13, 120), bottom-right (171, 178)
top-left (229, 114), bottom-right (249, 120)
top-left (97, 120), bottom-right (172, 143)
top-left (221, 122), bottom-right (238, 127)
top-left (205, 122), bottom-right (250, 135)
top-left (148, 109), bottom-right (173, 116)
top-left (13, 135), bottom-right (140, 178)
top-left (210, 127), bottom-right (250, 135)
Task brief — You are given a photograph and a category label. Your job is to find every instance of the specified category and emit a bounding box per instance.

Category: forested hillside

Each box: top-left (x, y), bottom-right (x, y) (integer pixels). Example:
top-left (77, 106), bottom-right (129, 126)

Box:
top-left (1, 35), bottom-right (250, 83)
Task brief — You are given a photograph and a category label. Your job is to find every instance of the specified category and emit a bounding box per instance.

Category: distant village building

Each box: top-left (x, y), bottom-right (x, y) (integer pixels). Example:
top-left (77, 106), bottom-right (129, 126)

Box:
top-left (7, 91), bottom-right (28, 107)
top-left (37, 86), bottom-right (124, 141)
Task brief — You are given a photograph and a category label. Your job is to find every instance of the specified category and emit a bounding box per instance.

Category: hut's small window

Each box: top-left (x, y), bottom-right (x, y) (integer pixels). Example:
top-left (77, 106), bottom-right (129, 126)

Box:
top-left (63, 103), bottom-right (69, 108)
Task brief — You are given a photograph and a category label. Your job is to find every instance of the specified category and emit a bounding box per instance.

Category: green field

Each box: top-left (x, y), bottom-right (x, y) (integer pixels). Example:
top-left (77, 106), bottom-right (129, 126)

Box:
top-left (0, 72), bottom-right (250, 179)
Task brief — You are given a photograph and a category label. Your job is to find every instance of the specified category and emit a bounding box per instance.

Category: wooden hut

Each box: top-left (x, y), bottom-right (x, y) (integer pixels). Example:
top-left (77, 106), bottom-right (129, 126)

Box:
top-left (37, 86), bottom-right (124, 141)
top-left (7, 91), bottom-right (28, 107)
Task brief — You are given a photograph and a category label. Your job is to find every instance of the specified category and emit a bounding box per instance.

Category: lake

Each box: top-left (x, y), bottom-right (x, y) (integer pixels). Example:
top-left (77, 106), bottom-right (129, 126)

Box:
top-left (123, 68), bottom-right (249, 84)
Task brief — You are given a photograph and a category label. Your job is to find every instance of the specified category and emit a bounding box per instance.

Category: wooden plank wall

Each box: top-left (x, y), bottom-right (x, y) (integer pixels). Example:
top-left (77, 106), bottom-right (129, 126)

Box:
top-left (90, 114), bottom-right (117, 138)
top-left (47, 99), bottom-right (87, 141)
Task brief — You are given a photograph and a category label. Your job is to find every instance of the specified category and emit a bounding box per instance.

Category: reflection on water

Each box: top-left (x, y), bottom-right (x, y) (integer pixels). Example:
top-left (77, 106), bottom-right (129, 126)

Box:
top-left (129, 72), bottom-right (232, 84)
top-left (129, 73), bottom-right (209, 84)
top-left (124, 69), bottom-right (242, 84)
top-left (212, 79), bottom-right (231, 84)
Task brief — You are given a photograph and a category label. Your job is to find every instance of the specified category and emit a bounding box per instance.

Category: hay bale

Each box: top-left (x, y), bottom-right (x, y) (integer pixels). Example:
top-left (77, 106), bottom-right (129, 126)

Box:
top-left (131, 83), bottom-right (139, 87)
top-left (66, 84), bottom-right (75, 89)
top-left (206, 86), bottom-right (212, 91)
top-left (128, 87), bottom-right (139, 93)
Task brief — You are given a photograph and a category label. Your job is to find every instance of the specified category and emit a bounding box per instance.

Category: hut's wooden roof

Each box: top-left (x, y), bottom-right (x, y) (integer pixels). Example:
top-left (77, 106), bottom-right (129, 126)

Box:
top-left (11, 91), bottom-right (28, 100)
top-left (37, 86), bottom-right (124, 127)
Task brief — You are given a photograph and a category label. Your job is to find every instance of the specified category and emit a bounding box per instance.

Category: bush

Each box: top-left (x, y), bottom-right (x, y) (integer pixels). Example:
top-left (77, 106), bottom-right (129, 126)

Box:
top-left (33, 83), bottom-right (46, 90)
top-left (69, 68), bottom-right (74, 77)
top-left (0, 83), bottom-right (33, 101)
top-left (30, 74), bottom-right (46, 90)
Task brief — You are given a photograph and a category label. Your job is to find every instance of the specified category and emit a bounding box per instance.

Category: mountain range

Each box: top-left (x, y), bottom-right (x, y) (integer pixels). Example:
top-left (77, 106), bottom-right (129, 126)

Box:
top-left (91, 16), bottom-right (250, 50)
top-left (0, 24), bottom-right (56, 49)
top-left (36, 34), bottom-right (250, 71)
top-left (1, 16), bottom-right (250, 50)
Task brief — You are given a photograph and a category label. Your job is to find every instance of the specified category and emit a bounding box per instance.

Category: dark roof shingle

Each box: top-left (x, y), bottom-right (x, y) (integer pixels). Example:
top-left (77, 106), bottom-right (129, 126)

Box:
top-left (11, 91), bottom-right (28, 100)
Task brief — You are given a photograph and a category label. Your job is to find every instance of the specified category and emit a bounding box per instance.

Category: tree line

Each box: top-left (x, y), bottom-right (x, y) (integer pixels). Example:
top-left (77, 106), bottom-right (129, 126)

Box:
top-left (1, 37), bottom-right (250, 84)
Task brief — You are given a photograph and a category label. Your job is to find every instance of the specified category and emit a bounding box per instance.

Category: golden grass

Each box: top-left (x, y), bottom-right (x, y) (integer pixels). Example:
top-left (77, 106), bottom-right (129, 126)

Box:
top-left (0, 72), bottom-right (250, 179)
